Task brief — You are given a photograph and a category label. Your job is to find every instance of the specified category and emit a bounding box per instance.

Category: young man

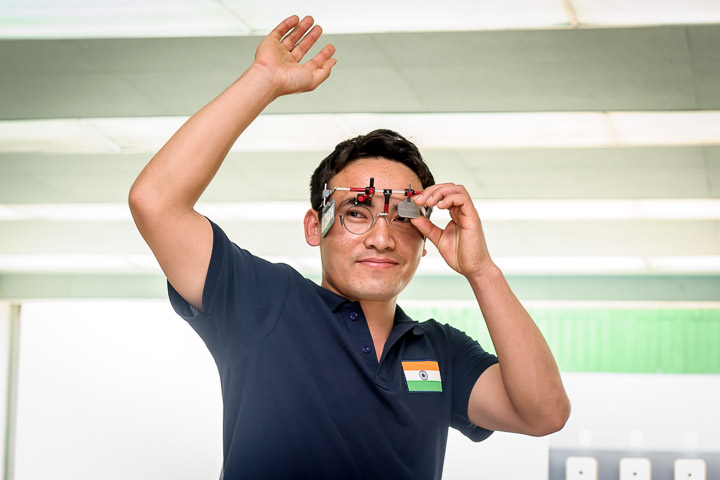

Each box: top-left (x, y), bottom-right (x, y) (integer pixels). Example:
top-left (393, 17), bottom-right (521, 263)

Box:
top-left (129, 15), bottom-right (570, 479)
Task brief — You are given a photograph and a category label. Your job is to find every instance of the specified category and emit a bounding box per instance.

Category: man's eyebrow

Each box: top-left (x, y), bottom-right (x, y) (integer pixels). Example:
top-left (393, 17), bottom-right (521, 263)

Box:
top-left (336, 193), bottom-right (405, 209)
top-left (338, 197), bottom-right (356, 207)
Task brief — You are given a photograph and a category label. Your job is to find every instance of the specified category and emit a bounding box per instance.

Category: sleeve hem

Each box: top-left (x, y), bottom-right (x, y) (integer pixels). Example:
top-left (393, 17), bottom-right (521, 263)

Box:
top-left (452, 356), bottom-right (499, 442)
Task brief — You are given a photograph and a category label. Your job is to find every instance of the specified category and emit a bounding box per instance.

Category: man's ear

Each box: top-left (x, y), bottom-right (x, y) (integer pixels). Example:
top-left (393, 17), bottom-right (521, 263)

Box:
top-left (304, 209), bottom-right (321, 246)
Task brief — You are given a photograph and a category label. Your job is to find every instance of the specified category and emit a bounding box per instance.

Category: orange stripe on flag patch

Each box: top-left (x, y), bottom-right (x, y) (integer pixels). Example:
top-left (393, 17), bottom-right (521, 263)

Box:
top-left (402, 361), bottom-right (439, 371)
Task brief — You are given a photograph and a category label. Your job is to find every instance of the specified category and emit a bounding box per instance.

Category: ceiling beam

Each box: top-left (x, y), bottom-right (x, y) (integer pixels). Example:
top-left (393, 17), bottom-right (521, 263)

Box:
top-left (1, 273), bottom-right (718, 302)
top-left (1, 146), bottom-right (717, 204)
top-left (1, 25), bottom-right (719, 120)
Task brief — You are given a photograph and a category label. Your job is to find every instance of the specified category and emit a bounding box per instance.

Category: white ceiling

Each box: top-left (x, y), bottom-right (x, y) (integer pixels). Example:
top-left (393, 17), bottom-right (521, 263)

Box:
top-left (0, 0), bottom-right (719, 301)
top-left (3, 0), bottom-right (720, 39)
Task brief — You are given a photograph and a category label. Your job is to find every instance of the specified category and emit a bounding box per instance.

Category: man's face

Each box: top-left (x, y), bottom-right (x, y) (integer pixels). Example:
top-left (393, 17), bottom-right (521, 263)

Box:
top-left (313, 157), bottom-right (427, 302)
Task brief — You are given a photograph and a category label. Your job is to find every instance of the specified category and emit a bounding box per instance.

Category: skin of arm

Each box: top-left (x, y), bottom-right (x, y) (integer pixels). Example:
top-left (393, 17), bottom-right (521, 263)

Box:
top-left (411, 185), bottom-right (571, 436)
top-left (128, 16), bottom-right (337, 311)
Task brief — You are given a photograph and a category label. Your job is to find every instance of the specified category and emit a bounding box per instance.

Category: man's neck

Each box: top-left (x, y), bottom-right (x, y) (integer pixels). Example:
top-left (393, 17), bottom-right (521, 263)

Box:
top-left (357, 298), bottom-right (397, 330)
top-left (358, 298), bottom-right (397, 362)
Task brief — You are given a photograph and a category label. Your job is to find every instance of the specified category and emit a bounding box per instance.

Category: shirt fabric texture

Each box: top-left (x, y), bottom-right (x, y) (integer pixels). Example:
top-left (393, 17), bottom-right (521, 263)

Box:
top-left (168, 218), bottom-right (499, 480)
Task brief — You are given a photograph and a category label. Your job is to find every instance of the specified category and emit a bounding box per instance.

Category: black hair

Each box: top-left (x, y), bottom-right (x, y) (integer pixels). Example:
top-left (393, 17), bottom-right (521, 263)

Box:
top-left (310, 129), bottom-right (435, 215)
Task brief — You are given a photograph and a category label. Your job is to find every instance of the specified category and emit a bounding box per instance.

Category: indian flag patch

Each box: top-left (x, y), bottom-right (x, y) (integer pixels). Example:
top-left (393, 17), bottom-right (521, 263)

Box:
top-left (402, 360), bottom-right (442, 392)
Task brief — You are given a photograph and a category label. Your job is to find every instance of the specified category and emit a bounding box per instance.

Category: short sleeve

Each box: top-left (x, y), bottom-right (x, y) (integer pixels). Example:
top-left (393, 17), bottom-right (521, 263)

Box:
top-left (168, 218), bottom-right (291, 360)
top-left (447, 325), bottom-right (499, 442)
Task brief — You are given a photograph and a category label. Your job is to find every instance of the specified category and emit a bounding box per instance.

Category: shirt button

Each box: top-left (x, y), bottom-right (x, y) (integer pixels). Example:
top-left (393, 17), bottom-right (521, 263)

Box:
top-left (361, 345), bottom-right (371, 354)
top-left (349, 312), bottom-right (358, 321)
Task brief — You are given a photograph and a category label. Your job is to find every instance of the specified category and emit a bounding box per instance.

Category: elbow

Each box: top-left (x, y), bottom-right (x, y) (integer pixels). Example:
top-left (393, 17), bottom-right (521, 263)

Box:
top-left (128, 184), bottom-right (149, 223)
top-left (128, 179), bottom-right (148, 213)
top-left (128, 180), bottom-right (163, 220)
top-left (128, 182), bottom-right (164, 232)
top-left (528, 396), bottom-right (571, 437)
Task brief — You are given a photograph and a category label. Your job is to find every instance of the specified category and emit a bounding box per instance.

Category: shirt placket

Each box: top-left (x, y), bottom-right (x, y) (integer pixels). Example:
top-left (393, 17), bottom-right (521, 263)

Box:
top-left (341, 304), bottom-right (378, 372)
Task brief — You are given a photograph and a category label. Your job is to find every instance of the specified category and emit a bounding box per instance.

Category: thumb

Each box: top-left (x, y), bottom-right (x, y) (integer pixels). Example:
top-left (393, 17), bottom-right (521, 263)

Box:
top-left (411, 217), bottom-right (444, 247)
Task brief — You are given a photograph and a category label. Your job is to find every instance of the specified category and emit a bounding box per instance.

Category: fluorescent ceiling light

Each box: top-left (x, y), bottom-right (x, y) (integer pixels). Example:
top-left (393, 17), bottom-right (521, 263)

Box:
top-left (84, 118), bottom-right (186, 152)
top-left (647, 256), bottom-right (720, 273)
top-left (472, 199), bottom-right (720, 221)
top-left (339, 113), bottom-right (615, 148)
top-left (392, 254), bottom-right (720, 275)
top-left (2, 254), bottom-right (718, 274)
top-left (400, 299), bottom-right (720, 309)
top-left (197, 202), bottom-right (310, 222)
top-left (2, 199), bottom-right (719, 222)
top-left (0, 0), bottom-right (251, 39)
top-left (608, 112), bottom-right (720, 146)
top-left (2, 111), bottom-right (720, 154)
top-left (0, 0), bottom-right (571, 39)
top-left (572, 0), bottom-right (720, 26)
top-left (494, 256), bottom-right (648, 274)
top-left (3, 0), bottom-right (719, 39)
top-left (0, 119), bottom-right (116, 153)
top-left (0, 204), bottom-right (133, 221)
top-left (0, 254), bottom-right (158, 273)
top-left (227, 0), bottom-right (570, 34)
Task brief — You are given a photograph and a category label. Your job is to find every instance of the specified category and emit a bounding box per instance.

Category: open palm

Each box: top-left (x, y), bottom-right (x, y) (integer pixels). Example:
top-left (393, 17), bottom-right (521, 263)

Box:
top-left (253, 16), bottom-right (337, 97)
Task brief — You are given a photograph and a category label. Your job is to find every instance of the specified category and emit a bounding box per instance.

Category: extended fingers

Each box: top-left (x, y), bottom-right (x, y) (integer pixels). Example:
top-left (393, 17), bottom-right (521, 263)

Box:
top-left (415, 184), bottom-right (470, 208)
top-left (290, 24), bottom-right (323, 60)
top-left (270, 15), bottom-right (301, 40)
top-left (306, 44), bottom-right (336, 71)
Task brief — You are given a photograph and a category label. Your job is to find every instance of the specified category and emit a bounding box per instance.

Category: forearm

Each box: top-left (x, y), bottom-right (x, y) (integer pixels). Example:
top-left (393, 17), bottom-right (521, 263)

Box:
top-left (129, 65), bottom-right (278, 214)
top-left (468, 265), bottom-right (570, 430)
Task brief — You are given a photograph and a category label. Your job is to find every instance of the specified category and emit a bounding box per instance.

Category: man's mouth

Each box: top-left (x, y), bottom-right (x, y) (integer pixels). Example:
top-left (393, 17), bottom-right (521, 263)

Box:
top-left (356, 257), bottom-right (400, 268)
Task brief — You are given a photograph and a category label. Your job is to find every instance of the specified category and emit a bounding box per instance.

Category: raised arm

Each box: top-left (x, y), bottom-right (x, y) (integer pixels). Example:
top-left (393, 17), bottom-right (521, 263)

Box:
top-left (129, 16), bottom-right (337, 311)
top-left (411, 184), bottom-right (571, 436)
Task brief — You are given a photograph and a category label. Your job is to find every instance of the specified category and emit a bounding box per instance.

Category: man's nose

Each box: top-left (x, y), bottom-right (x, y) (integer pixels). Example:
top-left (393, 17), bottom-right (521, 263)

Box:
top-left (364, 214), bottom-right (395, 250)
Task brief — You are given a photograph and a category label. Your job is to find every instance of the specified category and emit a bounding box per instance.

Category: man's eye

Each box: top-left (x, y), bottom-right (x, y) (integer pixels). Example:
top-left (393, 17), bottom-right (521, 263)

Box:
top-left (394, 216), bottom-right (412, 223)
top-left (346, 210), bottom-right (368, 219)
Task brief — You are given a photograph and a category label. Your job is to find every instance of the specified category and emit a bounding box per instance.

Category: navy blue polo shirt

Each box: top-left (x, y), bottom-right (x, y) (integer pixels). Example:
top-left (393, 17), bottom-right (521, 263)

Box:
top-left (168, 219), bottom-right (498, 480)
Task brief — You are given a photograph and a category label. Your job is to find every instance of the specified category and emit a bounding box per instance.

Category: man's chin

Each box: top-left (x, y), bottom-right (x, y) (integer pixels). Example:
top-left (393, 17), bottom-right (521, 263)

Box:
top-left (346, 281), bottom-right (408, 302)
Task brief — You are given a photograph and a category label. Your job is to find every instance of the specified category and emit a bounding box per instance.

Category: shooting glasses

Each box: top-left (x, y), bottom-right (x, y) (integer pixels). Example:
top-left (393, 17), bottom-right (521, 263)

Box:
top-left (319, 177), bottom-right (430, 238)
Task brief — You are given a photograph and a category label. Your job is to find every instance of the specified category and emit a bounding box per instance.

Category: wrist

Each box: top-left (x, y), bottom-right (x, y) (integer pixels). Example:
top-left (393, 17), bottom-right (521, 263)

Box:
top-left (243, 63), bottom-right (284, 103)
top-left (464, 262), bottom-right (502, 287)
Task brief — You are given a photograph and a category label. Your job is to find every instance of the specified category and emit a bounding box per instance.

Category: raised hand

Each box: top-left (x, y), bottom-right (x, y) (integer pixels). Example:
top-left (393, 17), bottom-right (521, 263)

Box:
top-left (410, 184), bottom-right (496, 279)
top-left (252, 15), bottom-right (337, 97)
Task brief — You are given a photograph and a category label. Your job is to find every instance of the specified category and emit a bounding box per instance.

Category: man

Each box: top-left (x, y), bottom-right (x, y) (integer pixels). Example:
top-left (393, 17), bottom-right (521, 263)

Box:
top-left (129, 15), bottom-right (570, 479)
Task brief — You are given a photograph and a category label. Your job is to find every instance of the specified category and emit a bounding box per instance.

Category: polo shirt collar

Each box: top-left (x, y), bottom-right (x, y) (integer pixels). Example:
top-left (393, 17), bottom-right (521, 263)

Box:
top-left (310, 281), bottom-right (350, 312)
top-left (310, 280), bottom-right (426, 336)
top-left (395, 304), bottom-right (427, 336)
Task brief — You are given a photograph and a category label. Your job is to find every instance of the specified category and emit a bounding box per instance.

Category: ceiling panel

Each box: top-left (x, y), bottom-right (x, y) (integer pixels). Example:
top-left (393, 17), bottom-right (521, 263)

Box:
top-left (0, 219), bottom-right (716, 257)
top-left (0, 147), bottom-right (716, 204)
top-left (2, 26), bottom-right (719, 120)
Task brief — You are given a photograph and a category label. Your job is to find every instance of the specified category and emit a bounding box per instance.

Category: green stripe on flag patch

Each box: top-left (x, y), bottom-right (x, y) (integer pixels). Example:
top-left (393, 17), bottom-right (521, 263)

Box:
top-left (406, 380), bottom-right (442, 392)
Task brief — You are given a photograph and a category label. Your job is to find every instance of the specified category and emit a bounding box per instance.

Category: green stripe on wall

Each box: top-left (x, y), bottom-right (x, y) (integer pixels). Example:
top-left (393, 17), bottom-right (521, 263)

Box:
top-left (403, 307), bottom-right (720, 374)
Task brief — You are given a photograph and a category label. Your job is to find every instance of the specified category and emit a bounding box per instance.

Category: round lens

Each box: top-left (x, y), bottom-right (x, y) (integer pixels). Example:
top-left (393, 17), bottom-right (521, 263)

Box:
top-left (340, 205), bottom-right (373, 235)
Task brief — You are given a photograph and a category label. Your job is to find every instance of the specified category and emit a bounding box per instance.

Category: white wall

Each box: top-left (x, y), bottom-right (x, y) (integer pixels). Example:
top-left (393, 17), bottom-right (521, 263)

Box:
top-left (0, 302), bottom-right (9, 475)
top-left (13, 300), bottom-right (223, 480)
top-left (444, 430), bottom-right (549, 479)
top-left (549, 372), bottom-right (720, 452)
top-left (442, 373), bottom-right (720, 480)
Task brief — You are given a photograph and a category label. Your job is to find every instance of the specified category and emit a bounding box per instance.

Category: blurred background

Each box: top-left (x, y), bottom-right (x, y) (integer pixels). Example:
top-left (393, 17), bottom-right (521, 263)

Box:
top-left (1, 1), bottom-right (719, 479)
